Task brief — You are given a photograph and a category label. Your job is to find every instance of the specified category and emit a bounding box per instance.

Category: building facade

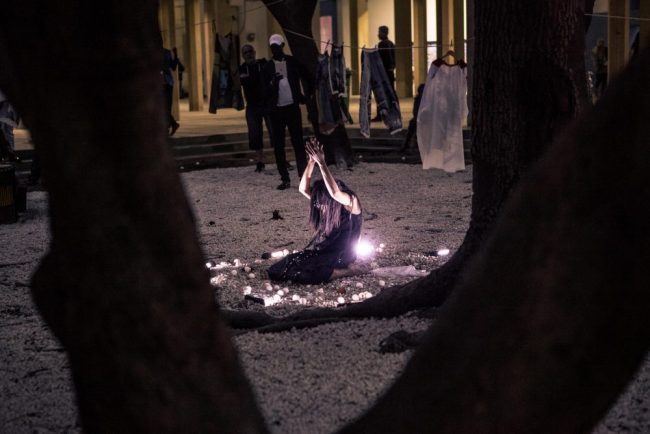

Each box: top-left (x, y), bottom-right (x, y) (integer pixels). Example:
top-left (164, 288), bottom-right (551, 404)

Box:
top-left (160, 0), bottom-right (649, 115)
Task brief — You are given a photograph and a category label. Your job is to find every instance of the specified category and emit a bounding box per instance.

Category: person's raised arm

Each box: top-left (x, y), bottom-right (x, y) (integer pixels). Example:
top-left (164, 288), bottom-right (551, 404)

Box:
top-left (305, 138), bottom-right (351, 206)
top-left (299, 157), bottom-right (316, 199)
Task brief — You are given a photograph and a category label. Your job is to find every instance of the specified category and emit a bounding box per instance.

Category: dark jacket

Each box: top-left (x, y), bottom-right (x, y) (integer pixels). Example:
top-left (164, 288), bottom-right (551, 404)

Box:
top-left (239, 59), bottom-right (268, 107)
top-left (378, 39), bottom-right (395, 72)
top-left (262, 54), bottom-right (311, 110)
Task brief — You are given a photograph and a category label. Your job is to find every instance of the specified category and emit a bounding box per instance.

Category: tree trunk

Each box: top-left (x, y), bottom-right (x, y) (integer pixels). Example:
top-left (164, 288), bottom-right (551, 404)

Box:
top-left (262, 0), bottom-right (355, 167)
top-left (0, 2), bottom-right (266, 432)
top-left (341, 44), bottom-right (650, 434)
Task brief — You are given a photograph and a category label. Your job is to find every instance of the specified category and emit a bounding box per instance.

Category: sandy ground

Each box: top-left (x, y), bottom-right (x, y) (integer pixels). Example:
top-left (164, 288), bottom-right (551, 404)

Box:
top-left (1, 162), bottom-right (648, 433)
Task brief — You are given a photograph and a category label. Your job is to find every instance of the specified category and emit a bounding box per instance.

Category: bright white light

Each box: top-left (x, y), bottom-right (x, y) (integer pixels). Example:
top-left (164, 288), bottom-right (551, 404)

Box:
top-left (356, 240), bottom-right (375, 258)
top-left (437, 248), bottom-right (450, 256)
top-left (271, 250), bottom-right (288, 258)
top-left (205, 261), bottom-right (215, 269)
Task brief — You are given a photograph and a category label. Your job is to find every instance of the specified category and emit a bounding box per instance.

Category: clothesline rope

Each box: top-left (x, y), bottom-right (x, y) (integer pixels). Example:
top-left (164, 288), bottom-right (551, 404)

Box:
top-left (586, 13), bottom-right (650, 22)
top-left (283, 28), bottom-right (464, 51)
top-left (164, 8), bottom-right (650, 44)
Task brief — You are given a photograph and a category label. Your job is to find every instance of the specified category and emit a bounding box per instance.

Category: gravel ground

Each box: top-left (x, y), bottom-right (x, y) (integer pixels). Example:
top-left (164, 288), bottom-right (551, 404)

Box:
top-left (1, 162), bottom-right (648, 433)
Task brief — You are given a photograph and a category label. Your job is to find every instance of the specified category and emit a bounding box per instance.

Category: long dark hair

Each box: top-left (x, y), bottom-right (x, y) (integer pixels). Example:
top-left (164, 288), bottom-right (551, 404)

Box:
top-left (308, 179), bottom-right (356, 236)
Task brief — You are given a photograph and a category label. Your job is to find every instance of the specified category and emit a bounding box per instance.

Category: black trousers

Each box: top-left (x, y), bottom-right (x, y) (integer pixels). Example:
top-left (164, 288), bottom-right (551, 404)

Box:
top-left (164, 85), bottom-right (176, 127)
top-left (246, 104), bottom-right (271, 150)
top-left (269, 104), bottom-right (307, 182)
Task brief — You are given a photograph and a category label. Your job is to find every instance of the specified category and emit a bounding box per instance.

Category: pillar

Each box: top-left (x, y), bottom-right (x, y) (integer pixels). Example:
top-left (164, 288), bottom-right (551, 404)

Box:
top-left (349, 0), bottom-right (360, 94)
top-left (640, 0), bottom-right (650, 52)
top-left (185, 0), bottom-right (204, 111)
top-left (412, 0), bottom-right (428, 88)
top-left (437, 0), bottom-right (453, 56)
top-left (394, 0), bottom-right (413, 97)
top-left (203, 0), bottom-right (215, 100)
top-left (466, 0), bottom-right (474, 124)
top-left (453, 0), bottom-right (465, 60)
top-left (608, 0), bottom-right (629, 80)
top-left (160, 0), bottom-right (180, 120)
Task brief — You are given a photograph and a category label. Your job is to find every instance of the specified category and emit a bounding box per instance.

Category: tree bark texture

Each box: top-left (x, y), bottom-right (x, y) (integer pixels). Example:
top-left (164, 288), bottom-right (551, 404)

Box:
top-left (262, 0), bottom-right (355, 167)
top-left (370, 0), bottom-right (592, 311)
top-left (0, 2), bottom-right (266, 432)
top-left (342, 46), bottom-right (650, 434)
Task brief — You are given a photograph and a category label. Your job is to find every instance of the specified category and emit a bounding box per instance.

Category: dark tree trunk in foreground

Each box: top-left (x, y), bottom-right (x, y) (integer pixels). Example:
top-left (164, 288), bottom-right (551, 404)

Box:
top-left (0, 2), bottom-right (266, 432)
top-left (342, 47), bottom-right (650, 433)
top-left (226, 0), bottom-right (593, 329)
top-left (262, 0), bottom-right (355, 167)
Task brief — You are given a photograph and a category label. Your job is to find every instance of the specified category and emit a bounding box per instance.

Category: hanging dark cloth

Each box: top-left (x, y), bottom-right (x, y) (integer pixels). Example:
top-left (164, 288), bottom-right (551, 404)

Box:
top-left (315, 45), bottom-right (352, 135)
top-left (359, 48), bottom-right (402, 137)
top-left (209, 32), bottom-right (244, 113)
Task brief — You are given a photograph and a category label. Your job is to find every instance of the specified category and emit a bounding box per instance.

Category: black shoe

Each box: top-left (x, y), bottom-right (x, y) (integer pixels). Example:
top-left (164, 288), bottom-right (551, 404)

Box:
top-left (276, 181), bottom-right (291, 190)
top-left (2, 152), bottom-right (21, 163)
top-left (169, 121), bottom-right (180, 136)
top-left (370, 115), bottom-right (382, 122)
top-left (255, 162), bottom-right (265, 172)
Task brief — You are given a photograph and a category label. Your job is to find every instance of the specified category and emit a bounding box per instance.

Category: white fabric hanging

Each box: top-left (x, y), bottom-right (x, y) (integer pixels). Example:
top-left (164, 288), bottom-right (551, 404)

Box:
top-left (417, 60), bottom-right (468, 172)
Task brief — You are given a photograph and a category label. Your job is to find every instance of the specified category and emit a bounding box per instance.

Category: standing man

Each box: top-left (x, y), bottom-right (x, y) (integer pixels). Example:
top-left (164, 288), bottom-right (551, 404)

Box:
top-left (263, 34), bottom-right (311, 190)
top-left (240, 44), bottom-right (272, 172)
top-left (0, 89), bottom-right (20, 163)
top-left (162, 43), bottom-right (180, 136)
top-left (371, 25), bottom-right (397, 122)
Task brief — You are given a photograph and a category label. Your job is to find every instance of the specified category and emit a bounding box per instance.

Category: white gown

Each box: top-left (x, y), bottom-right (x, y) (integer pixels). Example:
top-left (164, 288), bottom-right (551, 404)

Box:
top-left (417, 60), bottom-right (468, 172)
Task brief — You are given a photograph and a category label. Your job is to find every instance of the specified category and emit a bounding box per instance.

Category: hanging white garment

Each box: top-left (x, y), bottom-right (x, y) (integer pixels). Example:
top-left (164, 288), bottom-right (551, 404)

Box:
top-left (417, 60), bottom-right (468, 172)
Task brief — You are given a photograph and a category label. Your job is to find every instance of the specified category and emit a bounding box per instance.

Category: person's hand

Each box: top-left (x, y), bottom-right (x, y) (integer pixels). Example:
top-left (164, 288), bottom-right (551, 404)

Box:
top-left (306, 137), bottom-right (325, 166)
top-left (272, 73), bottom-right (284, 85)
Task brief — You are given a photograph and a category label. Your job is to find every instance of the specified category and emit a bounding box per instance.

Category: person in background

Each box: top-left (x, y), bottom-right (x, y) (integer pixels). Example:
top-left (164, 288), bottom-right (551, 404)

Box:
top-left (0, 89), bottom-right (20, 163)
top-left (173, 47), bottom-right (188, 99)
top-left (400, 83), bottom-right (425, 152)
top-left (162, 43), bottom-right (180, 136)
top-left (240, 44), bottom-right (272, 172)
top-left (268, 137), bottom-right (364, 283)
top-left (262, 33), bottom-right (311, 190)
top-left (371, 25), bottom-right (397, 122)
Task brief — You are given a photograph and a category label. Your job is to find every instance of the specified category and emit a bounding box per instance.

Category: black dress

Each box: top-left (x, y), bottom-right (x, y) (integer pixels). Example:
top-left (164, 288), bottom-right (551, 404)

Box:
top-left (268, 207), bottom-right (362, 284)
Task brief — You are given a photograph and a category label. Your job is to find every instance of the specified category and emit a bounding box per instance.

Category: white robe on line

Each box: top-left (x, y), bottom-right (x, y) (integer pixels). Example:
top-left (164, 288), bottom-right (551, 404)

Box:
top-left (417, 60), bottom-right (468, 172)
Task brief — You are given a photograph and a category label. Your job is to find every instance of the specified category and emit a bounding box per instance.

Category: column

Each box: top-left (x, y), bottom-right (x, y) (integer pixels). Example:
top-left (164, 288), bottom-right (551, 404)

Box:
top-left (412, 0), bottom-right (428, 88)
top-left (349, 0), bottom-right (360, 94)
top-left (203, 0), bottom-right (215, 100)
top-left (438, 0), bottom-right (454, 55)
top-left (640, 0), bottom-right (650, 52)
top-left (453, 0), bottom-right (465, 60)
top-left (394, 0), bottom-right (413, 97)
top-left (608, 0), bottom-right (629, 80)
top-left (185, 0), bottom-right (204, 111)
top-left (160, 0), bottom-right (180, 120)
